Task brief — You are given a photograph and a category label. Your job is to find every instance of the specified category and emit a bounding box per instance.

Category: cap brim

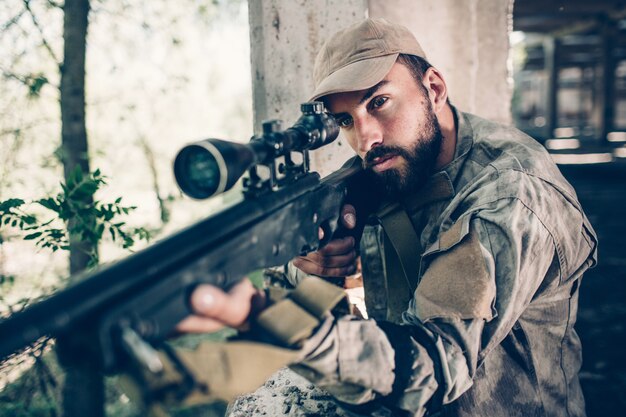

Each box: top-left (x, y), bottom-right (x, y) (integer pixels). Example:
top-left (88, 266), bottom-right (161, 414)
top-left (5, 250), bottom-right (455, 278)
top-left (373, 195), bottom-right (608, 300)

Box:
top-left (309, 53), bottom-right (399, 101)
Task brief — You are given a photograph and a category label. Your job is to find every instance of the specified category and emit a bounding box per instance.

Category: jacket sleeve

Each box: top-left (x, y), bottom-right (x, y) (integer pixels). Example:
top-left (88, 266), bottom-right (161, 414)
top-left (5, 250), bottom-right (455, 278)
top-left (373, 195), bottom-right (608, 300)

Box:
top-left (288, 196), bottom-right (558, 416)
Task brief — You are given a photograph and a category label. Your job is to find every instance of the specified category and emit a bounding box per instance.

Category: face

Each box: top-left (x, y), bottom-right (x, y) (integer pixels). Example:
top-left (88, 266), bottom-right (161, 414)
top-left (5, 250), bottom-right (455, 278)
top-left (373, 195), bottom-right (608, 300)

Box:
top-left (325, 62), bottom-right (443, 196)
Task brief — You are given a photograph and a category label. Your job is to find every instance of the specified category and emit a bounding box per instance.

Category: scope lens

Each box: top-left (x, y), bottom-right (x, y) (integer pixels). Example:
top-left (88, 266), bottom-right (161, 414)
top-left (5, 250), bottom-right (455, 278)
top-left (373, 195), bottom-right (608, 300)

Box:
top-left (174, 145), bottom-right (222, 199)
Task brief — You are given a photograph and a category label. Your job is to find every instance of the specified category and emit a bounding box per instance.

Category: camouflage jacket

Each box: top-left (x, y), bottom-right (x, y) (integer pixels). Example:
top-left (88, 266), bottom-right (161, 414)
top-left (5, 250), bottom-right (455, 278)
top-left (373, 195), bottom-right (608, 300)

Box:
top-left (288, 108), bottom-right (598, 417)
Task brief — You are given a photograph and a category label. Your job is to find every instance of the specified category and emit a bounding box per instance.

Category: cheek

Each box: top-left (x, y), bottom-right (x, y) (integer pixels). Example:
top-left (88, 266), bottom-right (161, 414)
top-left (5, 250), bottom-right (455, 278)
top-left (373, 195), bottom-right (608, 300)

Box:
top-left (393, 104), bottom-right (429, 140)
top-left (380, 111), bottom-right (414, 142)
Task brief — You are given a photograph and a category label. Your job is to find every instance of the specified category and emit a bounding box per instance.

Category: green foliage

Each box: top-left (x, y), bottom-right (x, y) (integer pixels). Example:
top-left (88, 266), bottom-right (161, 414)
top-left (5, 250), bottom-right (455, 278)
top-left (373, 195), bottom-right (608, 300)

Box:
top-left (24, 73), bottom-right (49, 98)
top-left (0, 167), bottom-right (150, 268)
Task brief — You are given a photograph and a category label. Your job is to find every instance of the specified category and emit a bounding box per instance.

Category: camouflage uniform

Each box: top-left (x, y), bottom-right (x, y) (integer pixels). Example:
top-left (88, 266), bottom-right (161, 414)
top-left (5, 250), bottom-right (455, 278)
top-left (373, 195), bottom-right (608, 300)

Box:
top-left (287, 108), bottom-right (598, 416)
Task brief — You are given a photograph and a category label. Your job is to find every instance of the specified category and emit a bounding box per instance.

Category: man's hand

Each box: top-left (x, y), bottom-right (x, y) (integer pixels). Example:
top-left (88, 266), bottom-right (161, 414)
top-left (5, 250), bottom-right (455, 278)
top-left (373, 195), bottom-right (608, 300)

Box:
top-left (292, 204), bottom-right (358, 277)
top-left (176, 279), bottom-right (266, 334)
top-left (176, 204), bottom-right (358, 334)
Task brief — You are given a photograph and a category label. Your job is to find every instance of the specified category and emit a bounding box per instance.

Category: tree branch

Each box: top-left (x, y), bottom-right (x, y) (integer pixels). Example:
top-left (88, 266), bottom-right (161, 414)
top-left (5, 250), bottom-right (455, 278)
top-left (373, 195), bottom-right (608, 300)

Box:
top-left (1, 66), bottom-right (59, 92)
top-left (23, 0), bottom-right (61, 66)
top-left (0, 119), bottom-right (56, 138)
top-left (0, 9), bottom-right (26, 33)
top-left (138, 135), bottom-right (170, 225)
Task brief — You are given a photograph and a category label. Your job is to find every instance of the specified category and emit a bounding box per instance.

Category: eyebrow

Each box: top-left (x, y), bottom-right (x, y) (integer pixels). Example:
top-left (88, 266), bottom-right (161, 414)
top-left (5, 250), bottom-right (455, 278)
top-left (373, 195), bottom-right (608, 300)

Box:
top-left (330, 80), bottom-right (390, 118)
top-left (359, 80), bottom-right (389, 105)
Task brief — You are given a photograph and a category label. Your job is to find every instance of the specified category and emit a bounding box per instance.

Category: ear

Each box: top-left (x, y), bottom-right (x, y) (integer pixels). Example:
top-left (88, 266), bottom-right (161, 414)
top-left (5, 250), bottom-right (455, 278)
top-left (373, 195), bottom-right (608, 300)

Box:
top-left (422, 67), bottom-right (448, 114)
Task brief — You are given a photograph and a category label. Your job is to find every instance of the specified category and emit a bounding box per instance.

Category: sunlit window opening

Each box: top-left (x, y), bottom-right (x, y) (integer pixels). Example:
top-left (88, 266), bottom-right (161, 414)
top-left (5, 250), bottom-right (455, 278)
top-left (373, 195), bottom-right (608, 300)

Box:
top-left (550, 153), bottom-right (613, 165)
top-left (544, 138), bottom-right (581, 150)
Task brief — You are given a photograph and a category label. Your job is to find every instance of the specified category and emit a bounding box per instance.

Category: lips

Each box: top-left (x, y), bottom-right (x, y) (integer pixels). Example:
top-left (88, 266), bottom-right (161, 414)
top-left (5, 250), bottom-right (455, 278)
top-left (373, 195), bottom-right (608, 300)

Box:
top-left (364, 146), bottom-right (403, 172)
top-left (372, 155), bottom-right (394, 165)
top-left (370, 154), bottom-right (398, 172)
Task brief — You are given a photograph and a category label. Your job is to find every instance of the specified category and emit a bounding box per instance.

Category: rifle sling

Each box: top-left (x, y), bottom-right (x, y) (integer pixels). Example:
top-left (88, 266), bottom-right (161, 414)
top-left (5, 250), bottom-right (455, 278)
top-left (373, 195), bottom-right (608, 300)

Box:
top-left (378, 203), bottom-right (420, 295)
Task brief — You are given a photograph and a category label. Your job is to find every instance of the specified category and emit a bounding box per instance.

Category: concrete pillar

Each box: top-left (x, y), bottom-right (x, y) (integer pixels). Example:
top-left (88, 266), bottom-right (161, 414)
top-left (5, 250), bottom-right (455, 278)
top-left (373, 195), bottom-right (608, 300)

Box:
top-left (369, 0), bottom-right (514, 125)
top-left (248, 0), bottom-right (367, 176)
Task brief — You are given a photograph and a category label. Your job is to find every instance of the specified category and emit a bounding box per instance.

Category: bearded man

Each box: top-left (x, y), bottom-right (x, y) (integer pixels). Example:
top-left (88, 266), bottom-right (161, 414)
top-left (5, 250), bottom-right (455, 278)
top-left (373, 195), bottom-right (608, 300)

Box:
top-left (178, 18), bottom-right (597, 417)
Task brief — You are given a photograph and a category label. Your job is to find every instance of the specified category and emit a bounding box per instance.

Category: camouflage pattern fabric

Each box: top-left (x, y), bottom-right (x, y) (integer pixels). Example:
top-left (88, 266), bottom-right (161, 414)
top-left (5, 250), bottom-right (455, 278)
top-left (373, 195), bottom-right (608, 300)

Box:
top-left (236, 109), bottom-right (597, 417)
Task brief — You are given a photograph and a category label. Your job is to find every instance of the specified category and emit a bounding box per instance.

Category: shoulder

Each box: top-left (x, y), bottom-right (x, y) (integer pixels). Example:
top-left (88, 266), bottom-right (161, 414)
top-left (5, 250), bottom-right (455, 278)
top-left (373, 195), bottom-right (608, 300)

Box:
top-left (456, 112), bottom-right (579, 208)
top-left (464, 112), bottom-right (555, 175)
top-left (447, 113), bottom-right (596, 276)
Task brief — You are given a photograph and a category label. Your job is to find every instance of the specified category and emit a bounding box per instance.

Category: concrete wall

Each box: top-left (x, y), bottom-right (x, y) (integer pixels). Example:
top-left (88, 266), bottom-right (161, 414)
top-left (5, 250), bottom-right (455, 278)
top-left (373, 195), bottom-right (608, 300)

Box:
top-left (369, 0), bottom-right (514, 125)
top-left (248, 0), bottom-right (514, 176)
top-left (248, 0), bottom-right (367, 176)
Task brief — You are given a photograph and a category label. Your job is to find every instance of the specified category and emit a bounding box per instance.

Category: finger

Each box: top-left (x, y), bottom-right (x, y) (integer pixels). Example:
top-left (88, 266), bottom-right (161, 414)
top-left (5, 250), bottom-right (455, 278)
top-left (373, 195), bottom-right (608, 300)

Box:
top-left (318, 236), bottom-right (355, 256)
top-left (341, 204), bottom-right (357, 229)
top-left (175, 315), bottom-right (225, 334)
top-left (302, 249), bottom-right (357, 268)
top-left (292, 256), bottom-right (357, 278)
top-left (189, 280), bottom-right (260, 328)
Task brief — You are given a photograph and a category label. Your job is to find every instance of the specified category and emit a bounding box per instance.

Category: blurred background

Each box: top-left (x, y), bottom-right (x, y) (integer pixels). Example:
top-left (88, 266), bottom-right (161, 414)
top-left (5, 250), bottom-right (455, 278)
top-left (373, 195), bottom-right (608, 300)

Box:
top-left (0, 0), bottom-right (624, 416)
top-left (512, 2), bottom-right (626, 416)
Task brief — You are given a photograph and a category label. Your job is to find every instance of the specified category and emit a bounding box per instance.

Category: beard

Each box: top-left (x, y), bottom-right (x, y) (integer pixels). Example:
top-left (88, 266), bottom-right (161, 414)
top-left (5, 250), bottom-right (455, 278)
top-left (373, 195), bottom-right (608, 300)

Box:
top-left (363, 107), bottom-right (444, 198)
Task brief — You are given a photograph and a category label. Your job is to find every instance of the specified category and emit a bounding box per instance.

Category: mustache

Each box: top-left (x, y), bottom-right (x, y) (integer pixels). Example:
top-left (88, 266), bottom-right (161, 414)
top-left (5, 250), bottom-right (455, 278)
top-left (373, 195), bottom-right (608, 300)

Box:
top-left (363, 145), bottom-right (409, 169)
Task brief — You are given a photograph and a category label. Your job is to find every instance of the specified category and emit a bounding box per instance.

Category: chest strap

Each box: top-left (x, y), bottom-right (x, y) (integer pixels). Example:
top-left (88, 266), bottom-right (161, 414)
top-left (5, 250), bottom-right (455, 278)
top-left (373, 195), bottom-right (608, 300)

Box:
top-left (378, 203), bottom-right (421, 294)
top-left (374, 174), bottom-right (455, 321)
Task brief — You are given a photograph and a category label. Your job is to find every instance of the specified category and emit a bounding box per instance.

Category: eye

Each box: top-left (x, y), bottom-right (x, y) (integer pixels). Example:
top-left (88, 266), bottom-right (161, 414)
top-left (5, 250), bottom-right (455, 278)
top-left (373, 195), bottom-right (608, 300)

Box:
top-left (336, 115), bottom-right (353, 128)
top-left (371, 96), bottom-right (387, 109)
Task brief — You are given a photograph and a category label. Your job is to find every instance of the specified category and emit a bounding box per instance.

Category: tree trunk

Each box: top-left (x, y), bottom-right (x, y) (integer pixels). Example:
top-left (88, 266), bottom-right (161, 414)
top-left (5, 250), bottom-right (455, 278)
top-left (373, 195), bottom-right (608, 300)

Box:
top-left (61, 0), bottom-right (95, 275)
top-left (58, 1), bottom-right (104, 416)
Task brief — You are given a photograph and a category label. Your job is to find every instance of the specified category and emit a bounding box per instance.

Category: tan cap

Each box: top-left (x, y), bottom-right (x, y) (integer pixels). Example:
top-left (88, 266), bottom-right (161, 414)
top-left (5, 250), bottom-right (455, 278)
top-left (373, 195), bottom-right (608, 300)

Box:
top-left (310, 18), bottom-right (427, 101)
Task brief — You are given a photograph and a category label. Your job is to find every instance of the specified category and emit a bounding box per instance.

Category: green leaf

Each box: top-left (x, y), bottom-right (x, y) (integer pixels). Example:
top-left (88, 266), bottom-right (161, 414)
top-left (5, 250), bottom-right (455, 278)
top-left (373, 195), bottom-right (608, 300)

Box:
top-left (37, 197), bottom-right (59, 212)
top-left (24, 232), bottom-right (43, 240)
top-left (26, 74), bottom-right (49, 97)
top-left (72, 181), bottom-right (98, 198)
top-left (0, 198), bottom-right (25, 211)
top-left (123, 237), bottom-right (134, 248)
top-left (96, 223), bottom-right (105, 238)
top-left (73, 166), bottom-right (83, 183)
top-left (22, 215), bottom-right (37, 225)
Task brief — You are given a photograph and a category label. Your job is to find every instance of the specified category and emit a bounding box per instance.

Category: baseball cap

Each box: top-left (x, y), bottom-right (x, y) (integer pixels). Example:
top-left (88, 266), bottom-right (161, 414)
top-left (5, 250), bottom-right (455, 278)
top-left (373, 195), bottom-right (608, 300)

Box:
top-left (310, 18), bottom-right (427, 101)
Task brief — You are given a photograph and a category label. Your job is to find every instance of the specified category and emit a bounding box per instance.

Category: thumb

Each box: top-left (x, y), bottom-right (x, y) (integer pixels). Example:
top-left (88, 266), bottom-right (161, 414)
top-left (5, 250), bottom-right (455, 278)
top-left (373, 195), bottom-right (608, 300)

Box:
top-left (190, 280), bottom-right (259, 328)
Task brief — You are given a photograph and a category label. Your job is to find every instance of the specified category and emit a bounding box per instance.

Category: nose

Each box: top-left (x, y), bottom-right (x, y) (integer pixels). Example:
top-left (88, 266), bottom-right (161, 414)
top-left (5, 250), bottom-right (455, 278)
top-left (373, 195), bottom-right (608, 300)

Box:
top-left (353, 114), bottom-right (383, 154)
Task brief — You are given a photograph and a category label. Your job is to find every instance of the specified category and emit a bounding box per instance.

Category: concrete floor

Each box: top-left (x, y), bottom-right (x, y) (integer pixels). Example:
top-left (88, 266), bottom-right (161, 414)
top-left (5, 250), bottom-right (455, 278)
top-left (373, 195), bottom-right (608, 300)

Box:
top-left (559, 161), bottom-right (626, 417)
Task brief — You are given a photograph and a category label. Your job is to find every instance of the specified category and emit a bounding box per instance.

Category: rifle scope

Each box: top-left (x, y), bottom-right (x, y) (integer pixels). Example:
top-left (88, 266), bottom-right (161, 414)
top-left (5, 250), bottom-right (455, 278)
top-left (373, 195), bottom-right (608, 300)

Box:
top-left (174, 102), bottom-right (339, 199)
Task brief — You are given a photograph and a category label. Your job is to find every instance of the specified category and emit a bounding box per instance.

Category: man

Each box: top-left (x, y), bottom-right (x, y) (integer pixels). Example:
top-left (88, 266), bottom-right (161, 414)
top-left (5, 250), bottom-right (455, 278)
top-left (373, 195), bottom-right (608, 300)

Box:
top-left (178, 18), bottom-right (597, 416)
